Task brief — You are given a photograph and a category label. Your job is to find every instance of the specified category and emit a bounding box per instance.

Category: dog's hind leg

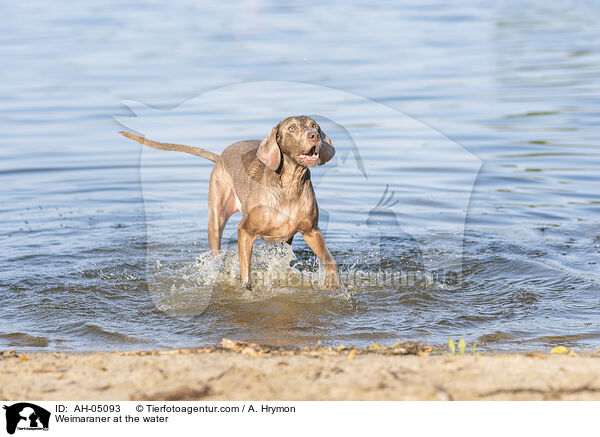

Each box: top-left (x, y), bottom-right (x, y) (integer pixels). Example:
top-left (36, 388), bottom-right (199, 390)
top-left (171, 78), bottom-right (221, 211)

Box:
top-left (208, 164), bottom-right (238, 254)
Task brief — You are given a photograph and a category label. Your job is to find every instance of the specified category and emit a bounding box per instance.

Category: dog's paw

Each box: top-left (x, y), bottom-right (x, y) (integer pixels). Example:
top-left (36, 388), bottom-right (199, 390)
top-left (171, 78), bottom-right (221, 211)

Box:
top-left (325, 272), bottom-right (342, 290)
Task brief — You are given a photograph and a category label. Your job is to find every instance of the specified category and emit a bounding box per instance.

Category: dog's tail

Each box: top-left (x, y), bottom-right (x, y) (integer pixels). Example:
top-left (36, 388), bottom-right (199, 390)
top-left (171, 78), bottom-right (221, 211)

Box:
top-left (120, 131), bottom-right (219, 162)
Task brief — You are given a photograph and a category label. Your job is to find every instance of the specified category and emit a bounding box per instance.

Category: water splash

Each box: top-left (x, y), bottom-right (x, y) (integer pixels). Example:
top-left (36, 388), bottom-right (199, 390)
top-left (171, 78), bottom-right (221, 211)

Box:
top-left (148, 242), bottom-right (354, 318)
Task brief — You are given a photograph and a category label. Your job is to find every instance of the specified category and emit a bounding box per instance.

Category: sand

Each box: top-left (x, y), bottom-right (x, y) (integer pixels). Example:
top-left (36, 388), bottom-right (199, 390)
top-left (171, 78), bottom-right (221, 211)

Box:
top-left (1, 342), bottom-right (599, 401)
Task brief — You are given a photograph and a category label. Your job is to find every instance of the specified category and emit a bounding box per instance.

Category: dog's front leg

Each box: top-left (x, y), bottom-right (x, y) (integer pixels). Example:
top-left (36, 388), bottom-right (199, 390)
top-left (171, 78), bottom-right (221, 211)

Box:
top-left (302, 227), bottom-right (341, 289)
top-left (238, 225), bottom-right (257, 290)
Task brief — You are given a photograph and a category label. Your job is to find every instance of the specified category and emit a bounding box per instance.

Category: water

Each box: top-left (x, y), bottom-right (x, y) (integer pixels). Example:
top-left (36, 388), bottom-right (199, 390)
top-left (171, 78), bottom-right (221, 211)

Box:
top-left (1, 0), bottom-right (599, 352)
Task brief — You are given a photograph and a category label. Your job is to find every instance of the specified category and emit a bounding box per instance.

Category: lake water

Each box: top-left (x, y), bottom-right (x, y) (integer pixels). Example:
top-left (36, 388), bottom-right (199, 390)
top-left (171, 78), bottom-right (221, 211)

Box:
top-left (1, 0), bottom-right (599, 352)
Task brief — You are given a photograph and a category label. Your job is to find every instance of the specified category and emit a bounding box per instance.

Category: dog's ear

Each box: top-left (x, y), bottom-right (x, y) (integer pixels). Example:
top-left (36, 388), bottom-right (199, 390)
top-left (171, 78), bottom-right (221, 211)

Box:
top-left (318, 128), bottom-right (335, 165)
top-left (257, 123), bottom-right (282, 171)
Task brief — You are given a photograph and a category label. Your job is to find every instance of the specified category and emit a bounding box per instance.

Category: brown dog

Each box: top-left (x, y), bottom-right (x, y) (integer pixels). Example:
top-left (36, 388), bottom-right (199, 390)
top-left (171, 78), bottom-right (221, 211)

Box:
top-left (121, 116), bottom-right (341, 289)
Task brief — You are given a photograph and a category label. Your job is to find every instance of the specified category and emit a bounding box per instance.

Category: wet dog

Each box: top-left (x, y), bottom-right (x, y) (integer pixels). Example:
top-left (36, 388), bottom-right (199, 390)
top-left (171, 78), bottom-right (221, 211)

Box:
top-left (121, 116), bottom-right (340, 289)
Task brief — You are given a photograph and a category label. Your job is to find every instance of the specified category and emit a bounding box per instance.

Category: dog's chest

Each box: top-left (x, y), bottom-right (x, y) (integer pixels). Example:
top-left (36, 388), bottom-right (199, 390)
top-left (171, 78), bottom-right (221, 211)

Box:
top-left (255, 188), bottom-right (316, 240)
top-left (277, 197), bottom-right (311, 222)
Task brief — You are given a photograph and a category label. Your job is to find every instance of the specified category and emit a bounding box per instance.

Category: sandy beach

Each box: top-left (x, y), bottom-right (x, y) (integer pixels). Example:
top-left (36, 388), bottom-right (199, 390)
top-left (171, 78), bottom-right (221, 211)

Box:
top-left (1, 341), bottom-right (599, 401)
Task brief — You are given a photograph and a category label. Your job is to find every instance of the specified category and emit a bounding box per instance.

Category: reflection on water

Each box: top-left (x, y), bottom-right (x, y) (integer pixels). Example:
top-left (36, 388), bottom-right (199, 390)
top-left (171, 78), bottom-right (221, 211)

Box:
top-left (1, 0), bottom-right (599, 352)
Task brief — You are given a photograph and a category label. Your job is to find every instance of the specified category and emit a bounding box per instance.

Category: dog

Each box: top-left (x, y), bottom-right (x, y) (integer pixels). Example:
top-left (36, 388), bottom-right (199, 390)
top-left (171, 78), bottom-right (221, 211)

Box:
top-left (121, 116), bottom-right (341, 289)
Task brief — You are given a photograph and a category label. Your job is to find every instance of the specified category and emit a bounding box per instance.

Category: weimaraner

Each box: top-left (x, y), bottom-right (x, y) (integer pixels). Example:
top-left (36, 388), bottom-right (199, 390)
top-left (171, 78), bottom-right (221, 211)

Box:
top-left (121, 116), bottom-right (341, 289)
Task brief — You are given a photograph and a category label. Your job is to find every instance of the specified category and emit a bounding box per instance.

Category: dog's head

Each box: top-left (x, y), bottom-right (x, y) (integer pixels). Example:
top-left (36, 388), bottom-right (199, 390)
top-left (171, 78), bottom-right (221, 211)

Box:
top-left (257, 116), bottom-right (335, 171)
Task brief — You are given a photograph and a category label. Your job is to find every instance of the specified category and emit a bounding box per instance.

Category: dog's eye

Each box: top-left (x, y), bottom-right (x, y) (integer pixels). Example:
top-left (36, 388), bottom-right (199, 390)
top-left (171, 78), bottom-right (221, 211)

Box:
top-left (288, 126), bottom-right (295, 132)
top-left (311, 123), bottom-right (317, 129)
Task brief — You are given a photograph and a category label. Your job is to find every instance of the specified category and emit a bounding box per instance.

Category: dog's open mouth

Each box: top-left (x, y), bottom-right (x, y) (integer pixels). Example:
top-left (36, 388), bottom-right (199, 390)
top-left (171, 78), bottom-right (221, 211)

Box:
top-left (298, 146), bottom-right (319, 165)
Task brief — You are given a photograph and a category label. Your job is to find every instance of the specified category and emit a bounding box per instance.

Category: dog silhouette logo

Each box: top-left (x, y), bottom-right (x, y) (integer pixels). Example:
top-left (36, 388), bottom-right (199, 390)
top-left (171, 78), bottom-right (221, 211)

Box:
top-left (3, 403), bottom-right (50, 435)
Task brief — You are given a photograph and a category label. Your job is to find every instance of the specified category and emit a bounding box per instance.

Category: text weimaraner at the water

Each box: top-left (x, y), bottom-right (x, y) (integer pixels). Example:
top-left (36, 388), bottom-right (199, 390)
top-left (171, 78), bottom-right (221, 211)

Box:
top-left (121, 116), bottom-right (340, 289)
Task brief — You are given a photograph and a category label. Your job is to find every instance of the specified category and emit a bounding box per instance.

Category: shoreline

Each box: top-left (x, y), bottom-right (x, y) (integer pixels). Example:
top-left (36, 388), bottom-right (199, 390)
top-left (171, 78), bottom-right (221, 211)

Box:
top-left (1, 341), bottom-right (599, 401)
